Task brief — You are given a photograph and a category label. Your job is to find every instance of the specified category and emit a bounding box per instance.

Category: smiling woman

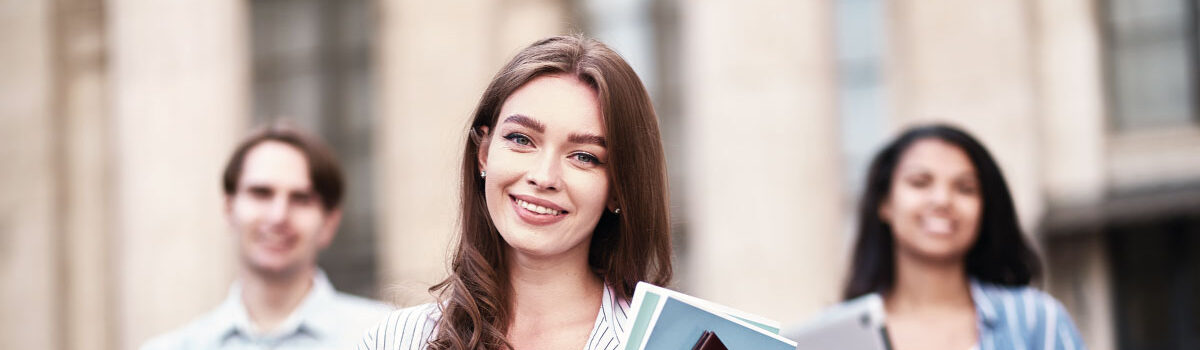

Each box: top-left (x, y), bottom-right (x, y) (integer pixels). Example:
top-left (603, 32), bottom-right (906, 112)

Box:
top-left (841, 124), bottom-right (1086, 350)
top-left (359, 35), bottom-right (672, 350)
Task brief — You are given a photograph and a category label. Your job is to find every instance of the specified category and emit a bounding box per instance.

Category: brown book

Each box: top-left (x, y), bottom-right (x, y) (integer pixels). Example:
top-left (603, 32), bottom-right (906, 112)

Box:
top-left (691, 330), bottom-right (729, 350)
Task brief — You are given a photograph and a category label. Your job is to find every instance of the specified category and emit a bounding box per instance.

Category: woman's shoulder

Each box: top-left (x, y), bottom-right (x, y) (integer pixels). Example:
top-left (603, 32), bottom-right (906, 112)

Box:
top-left (969, 280), bottom-right (1086, 348)
top-left (358, 303), bottom-right (441, 350)
top-left (970, 280), bottom-right (1067, 317)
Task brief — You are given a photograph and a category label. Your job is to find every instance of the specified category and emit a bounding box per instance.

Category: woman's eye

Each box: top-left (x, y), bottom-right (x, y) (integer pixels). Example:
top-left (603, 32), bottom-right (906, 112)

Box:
top-left (504, 133), bottom-right (532, 146)
top-left (907, 176), bottom-right (931, 188)
top-left (572, 153), bottom-right (599, 164)
top-left (957, 182), bottom-right (979, 195)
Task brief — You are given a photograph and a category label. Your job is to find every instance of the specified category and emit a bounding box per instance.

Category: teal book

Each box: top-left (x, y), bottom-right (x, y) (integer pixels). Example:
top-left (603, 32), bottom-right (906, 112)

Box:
top-left (621, 282), bottom-right (797, 350)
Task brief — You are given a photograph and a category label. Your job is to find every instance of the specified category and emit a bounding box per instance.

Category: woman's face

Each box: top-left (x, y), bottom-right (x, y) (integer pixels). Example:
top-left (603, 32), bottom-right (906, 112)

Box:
top-left (880, 138), bottom-right (982, 263)
top-left (478, 74), bottom-right (612, 261)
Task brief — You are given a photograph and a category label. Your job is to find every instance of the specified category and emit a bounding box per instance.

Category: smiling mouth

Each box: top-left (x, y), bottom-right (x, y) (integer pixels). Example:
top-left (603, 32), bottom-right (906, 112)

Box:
top-left (921, 216), bottom-right (954, 235)
top-left (257, 236), bottom-right (294, 252)
top-left (511, 196), bottom-right (567, 216)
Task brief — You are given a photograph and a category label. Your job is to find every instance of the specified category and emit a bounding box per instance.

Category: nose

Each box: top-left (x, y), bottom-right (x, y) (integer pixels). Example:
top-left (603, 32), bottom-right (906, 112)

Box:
top-left (265, 195), bottom-right (290, 227)
top-left (525, 151), bottom-right (562, 191)
top-left (930, 183), bottom-right (952, 208)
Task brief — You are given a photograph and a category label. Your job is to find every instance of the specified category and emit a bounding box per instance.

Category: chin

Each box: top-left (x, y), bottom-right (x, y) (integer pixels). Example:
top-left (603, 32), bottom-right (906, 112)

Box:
top-left (506, 240), bottom-right (560, 257)
top-left (246, 253), bottom-right (299, 274)
top-left (506, 237), bottom-right (584, 260)
top-left (912, 246), bottom-right (970, 262)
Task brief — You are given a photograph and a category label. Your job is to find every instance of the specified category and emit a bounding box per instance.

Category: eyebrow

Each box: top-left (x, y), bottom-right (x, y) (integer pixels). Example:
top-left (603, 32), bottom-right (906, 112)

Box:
top-left (568, 133), bottom-right (606, 148)
top-left (502, 114), bottom-right (607, 147)
top-left (502, 114), bottom-right (545, 133)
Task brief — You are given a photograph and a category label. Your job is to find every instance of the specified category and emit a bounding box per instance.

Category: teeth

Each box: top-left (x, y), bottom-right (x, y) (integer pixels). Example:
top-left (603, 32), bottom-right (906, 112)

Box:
top-left (923, 217), bottom-right (952, 234)
top-left (516, 199), bottom-right (562, 216)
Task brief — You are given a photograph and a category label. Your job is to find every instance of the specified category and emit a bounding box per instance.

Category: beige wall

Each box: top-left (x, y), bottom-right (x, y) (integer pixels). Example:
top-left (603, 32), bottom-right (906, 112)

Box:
top-left (58, 0), bottom-right (114, 349)
top-left (108, 0), bottom-right (248, 348)
top-left (679, 0), bottom-right (844, 323)
top-left (0, 1), bottom-right (58, 349)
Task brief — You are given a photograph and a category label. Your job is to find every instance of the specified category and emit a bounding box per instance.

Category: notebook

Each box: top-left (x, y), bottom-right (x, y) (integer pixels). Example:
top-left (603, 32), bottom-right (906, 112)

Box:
top-left (621, 282), bottom-right (797, 350)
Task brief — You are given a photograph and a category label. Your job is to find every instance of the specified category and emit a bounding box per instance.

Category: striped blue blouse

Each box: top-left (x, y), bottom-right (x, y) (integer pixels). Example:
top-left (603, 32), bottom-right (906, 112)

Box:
top-left (863, 279), bottom-right (1087, 350)
top-left (967, 280), bottom-right (1086, 350)
top-left (358, 284), bottom-right (630, 350)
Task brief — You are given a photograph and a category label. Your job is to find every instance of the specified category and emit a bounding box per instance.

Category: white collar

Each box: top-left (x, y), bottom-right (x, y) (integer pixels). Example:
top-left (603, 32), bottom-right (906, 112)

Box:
top-left (209, 269), bottom-right (339, 343)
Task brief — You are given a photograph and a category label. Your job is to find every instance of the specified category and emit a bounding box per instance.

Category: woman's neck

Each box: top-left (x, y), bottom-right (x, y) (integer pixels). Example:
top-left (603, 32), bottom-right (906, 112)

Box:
top-left (239, 266), bottom-right (314, 333)
top-left (506, 244), bottom-right (604, 331)
top-left (886, 252), bottom-right (973, 314)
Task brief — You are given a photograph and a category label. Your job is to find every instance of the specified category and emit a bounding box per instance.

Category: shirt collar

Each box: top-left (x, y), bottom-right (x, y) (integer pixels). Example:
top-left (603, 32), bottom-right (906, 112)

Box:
top-left (208, 269), bottom-right (339, 343)
top-left (969, 278), bottom-right (1000, 328)
top-left (588, 283), bottom-right (630, 350)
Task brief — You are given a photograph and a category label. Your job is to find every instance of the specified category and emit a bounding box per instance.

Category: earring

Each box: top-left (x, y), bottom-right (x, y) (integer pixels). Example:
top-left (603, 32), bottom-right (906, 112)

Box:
top-left (613, 208), bottom-right (621, 214)
top-left (480, 170), bottom-right (486, 178)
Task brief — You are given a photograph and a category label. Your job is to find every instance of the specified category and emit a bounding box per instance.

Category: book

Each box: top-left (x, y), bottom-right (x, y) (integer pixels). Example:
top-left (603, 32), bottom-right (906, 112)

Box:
top-left (621, 282), bottom-right (797, 350)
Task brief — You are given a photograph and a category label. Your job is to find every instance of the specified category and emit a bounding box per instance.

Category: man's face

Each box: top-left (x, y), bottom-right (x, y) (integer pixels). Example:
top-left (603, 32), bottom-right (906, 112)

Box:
top-left (226, 141), bottom-right (340, 278)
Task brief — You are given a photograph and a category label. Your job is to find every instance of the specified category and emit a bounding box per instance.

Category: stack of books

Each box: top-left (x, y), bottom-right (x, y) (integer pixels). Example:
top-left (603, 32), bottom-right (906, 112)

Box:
top-left (620, 282), bottom-right (797, 350)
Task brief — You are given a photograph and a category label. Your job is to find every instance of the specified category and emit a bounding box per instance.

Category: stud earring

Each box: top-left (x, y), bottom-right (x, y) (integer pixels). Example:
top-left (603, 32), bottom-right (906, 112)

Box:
top-left (480, 170), bottom-right (486, 178)
top-left (613, 208), bottom-right (621, 214)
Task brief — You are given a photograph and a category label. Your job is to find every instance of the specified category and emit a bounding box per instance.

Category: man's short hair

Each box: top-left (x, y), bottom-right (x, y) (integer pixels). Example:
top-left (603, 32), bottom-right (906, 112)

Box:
top-left (222, 122), bottom-right (345, 211)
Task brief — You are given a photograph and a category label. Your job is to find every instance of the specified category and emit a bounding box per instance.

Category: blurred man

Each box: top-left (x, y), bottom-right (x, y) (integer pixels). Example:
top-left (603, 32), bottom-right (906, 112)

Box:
top-left (142, 123), bottom-right (391, 350)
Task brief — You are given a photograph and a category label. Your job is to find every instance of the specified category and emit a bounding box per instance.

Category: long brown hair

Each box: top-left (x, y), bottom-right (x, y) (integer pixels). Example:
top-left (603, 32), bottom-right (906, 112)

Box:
top-left (428, 34), bottom-right (673, 350)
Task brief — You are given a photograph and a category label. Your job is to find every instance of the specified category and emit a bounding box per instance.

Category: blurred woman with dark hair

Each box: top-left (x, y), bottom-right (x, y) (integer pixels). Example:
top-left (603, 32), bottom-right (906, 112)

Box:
top-left (843, 124), bottom-right (1085, 350)
top-left (359, 34), bottom-right (672, 350)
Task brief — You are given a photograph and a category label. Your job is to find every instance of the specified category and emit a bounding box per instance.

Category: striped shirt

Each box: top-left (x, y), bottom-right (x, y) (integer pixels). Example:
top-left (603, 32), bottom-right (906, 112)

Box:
top-left (359, 284), bottom-right (631, 350)
top-left (858, 279), bottom-right (1086, 350)
top-left (140, 270), bottom-right (393, 350)
top-left (968, 280), bottom-right (1086, 350)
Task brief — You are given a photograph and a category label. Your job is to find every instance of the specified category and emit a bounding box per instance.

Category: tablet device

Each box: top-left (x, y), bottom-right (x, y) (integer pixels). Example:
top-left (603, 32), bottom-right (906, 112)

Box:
top-left (782, 294), bottom-right (892, 350)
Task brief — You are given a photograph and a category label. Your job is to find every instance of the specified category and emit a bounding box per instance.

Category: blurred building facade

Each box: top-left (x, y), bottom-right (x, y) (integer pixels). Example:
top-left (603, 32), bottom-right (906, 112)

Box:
top-left (1, 0), bottom-right (1196, 349)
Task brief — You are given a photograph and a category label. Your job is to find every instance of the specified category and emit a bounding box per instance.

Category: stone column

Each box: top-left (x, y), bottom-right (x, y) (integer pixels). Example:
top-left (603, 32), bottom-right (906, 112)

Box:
top-left (680, 0), bottom-right (843, 322)
top-left (56, 0), bottom-right (114, 349)
top-left (108, 0), bottom-right (248, 348)
top-left (374, 0), bottom-right (568, 305)
top-left (0, 1), bottom-right (59, 349)
top-left (1035, 0), bottom-right (1113, 348)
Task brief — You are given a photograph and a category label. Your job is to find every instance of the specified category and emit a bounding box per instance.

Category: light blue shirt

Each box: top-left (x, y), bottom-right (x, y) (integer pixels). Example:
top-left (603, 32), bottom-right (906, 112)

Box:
top-left (358, 284), bottom-right (630, 350)
top-left (968, 279), bottom-right (1086, 350)
top-left (141, 270), bottom-right (393, 350)
top-left (851, 279), bottom-right (1086, 350)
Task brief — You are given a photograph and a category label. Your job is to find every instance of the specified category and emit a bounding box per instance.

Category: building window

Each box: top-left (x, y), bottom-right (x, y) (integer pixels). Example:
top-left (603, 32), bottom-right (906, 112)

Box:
top-left (1103, 0), bottom-right (1199, 130)
top-left (1108, 215), bottom-right (1200, 349)
top-left (250, 0), bottom-right (378, 297)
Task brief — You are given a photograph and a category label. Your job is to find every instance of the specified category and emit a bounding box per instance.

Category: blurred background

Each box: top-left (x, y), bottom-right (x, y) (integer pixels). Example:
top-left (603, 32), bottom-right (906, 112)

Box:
top-left (2, 0), bottom-right (1198, 349)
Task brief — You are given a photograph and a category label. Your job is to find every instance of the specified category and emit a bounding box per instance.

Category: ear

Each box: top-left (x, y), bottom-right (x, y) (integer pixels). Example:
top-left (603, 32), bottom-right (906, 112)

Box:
top-left (223, 194), bottom-right (236, 229)
top-left (316, 208), bottom-right (343, 250)
top-left (607, 194), bottom-right (619, 213)
top-left (476, 126), bottom-right (491, 174)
